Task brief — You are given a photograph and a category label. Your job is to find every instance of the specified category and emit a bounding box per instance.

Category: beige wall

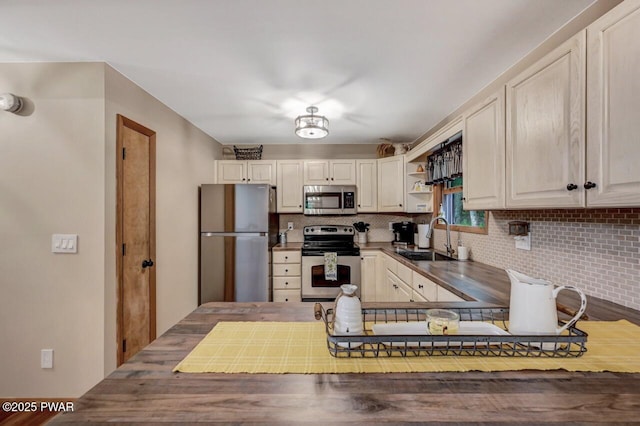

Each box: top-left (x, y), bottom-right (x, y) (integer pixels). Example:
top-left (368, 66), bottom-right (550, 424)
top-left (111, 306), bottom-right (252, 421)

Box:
top-left (0, 63), bottom-right (107, 397)
top-left (224, 143), bottom-right (377, 160)
top-left (103, 65), bottom-right (221, 374)
top-left (0, 62), bottom-right (221, 398)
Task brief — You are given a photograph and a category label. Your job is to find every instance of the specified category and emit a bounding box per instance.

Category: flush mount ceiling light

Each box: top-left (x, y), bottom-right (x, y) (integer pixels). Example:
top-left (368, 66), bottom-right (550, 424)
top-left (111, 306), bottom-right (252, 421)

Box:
top-left (295, 106), bottom-right (329, 139)
top-left (0, 93), bottom-right (24, 113)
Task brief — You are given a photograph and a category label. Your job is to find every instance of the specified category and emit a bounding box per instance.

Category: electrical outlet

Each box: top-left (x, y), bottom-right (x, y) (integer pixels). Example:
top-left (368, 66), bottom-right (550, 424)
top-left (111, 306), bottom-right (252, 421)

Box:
top-left (388, 222), bottom-right (394, 231)
top-left (515, 232), bottom-right (532, 251)
top-left (287, 222), bottom-right (294, 231)
top-left (41, 349), bottom-right (53, 369)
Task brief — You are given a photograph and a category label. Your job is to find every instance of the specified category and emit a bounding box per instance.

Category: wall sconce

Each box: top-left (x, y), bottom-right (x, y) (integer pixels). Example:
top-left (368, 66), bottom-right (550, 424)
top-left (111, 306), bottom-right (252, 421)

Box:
top-left (509, 221), bottom-right (531, 251)
top-left (0, 93), bottom-right (24, 113)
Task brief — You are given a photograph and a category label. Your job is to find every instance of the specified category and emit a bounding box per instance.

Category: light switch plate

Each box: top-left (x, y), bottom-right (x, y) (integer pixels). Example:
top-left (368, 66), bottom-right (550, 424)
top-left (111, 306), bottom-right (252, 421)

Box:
top-left (52, 234), bottom-right (78, 253)
top-left (41, 349), bottom-right (53, 369)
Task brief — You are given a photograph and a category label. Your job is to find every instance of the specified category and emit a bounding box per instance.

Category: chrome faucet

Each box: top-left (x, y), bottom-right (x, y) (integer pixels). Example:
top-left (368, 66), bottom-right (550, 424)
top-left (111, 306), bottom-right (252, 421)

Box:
top-left (426, 215), bottom-right (455, 257)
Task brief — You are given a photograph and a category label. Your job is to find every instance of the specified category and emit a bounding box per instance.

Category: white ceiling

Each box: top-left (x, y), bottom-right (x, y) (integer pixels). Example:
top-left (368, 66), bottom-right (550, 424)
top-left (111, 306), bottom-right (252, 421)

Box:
top-left (1, 0), bottom-right (594, 145)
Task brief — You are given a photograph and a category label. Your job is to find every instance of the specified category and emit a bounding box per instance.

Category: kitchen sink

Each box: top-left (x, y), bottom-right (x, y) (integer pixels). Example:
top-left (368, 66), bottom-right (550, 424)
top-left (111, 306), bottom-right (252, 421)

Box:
top-left (396, 249), bottom-right (456, 261)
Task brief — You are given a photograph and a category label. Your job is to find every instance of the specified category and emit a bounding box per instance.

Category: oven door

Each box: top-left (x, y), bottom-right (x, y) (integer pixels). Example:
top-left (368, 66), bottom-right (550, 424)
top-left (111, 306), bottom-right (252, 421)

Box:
top-left (301, 255), bottom-right (361, 300)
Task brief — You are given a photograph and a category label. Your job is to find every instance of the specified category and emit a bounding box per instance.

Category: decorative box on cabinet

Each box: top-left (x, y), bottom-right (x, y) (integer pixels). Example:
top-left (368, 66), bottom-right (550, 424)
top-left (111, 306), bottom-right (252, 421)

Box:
top-left (272, 251), bottom-right (301, 302)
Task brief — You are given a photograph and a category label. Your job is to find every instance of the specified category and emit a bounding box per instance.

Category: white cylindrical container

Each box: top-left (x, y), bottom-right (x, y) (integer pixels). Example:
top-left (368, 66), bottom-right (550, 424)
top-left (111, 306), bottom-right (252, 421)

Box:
top-left (417, 224), bottom-right (430, 248)
top-left (457, 246), bottom-right (469, 261)
top-left (358, 231), bottom-right (367, 244)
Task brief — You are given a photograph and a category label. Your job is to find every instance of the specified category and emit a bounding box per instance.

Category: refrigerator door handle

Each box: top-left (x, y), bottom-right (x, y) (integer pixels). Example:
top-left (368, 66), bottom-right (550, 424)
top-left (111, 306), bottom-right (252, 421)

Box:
top-left (202, 232), bottom-right (266, 237)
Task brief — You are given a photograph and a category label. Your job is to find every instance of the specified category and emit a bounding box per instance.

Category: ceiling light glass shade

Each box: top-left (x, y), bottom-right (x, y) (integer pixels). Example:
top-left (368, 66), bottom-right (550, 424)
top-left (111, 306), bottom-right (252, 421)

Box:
top-left (295, 106), bottom-right (329, 139)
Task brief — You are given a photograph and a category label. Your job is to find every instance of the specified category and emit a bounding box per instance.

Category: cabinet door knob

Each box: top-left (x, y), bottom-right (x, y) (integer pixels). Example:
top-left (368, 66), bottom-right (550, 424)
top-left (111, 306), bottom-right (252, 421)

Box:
top-left (584, 181), bottom-right (597, 190)
top-left (247, 178), bottom-right (251, 182)
top-left (358, 204), bottom-right (361, 207)
top-left (566, 183), bottom-right (578, 191)
top-left (242, 178), bottom-right (246, 181)
top-left (418, 284), bottom-right (423, 289)
top-left (285, 298), bottom-right (289, 302)
top-left (399, 203), bottom-right (402, 207)
top-left (331, 177), bottom-right (334, 181)
top-left (326, 178), bottom-right (329, 181)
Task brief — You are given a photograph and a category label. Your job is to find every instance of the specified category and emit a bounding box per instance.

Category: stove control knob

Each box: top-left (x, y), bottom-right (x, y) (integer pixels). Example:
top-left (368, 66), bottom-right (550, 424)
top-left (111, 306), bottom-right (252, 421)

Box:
top-left (310, 228), bottom-right (314, 232)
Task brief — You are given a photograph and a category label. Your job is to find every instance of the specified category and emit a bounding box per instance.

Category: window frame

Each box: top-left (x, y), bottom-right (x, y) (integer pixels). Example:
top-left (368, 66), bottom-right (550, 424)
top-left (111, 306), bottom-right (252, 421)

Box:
top-left (432, 183), bottom-right (488, 235)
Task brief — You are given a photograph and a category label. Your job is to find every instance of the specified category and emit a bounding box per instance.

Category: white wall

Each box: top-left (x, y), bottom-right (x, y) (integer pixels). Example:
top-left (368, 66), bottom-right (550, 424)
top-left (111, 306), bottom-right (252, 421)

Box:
top-left (0, 62), bottom-right (221, 398)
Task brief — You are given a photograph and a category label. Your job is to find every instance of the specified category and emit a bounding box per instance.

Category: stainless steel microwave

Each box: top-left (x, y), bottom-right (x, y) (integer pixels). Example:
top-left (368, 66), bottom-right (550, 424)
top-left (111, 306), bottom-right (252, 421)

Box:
top-left (303, 185), bottom-right (357, 215)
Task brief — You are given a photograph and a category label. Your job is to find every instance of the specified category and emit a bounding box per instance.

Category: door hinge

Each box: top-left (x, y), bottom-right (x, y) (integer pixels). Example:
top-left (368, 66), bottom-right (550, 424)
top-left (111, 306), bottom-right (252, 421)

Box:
top-left (122, 243), bottom-right (126, 256)
top-left (122, 147), bottom-right (126, 160)
top-left (122, 339), bottom-right (127, 353)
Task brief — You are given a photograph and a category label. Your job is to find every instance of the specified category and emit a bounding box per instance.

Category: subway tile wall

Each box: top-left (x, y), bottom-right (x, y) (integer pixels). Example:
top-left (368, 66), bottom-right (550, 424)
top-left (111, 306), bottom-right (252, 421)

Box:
top-left (433, 209), bottom-right (640, 310)
top-left (279, 214), bottom-right (430, 243)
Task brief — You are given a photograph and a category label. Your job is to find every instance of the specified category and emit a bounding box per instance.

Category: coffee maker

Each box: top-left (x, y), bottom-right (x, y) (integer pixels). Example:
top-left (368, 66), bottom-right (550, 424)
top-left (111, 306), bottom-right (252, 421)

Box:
top-left (392, 222), bottom-right (416, 246)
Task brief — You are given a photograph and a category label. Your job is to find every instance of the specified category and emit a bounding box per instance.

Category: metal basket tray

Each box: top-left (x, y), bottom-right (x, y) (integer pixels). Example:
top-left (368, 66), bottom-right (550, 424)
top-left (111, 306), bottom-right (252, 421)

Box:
top-left (233, 145), bottom-right (263, 160)
top-left (314, 304), bottom-right (587, 358)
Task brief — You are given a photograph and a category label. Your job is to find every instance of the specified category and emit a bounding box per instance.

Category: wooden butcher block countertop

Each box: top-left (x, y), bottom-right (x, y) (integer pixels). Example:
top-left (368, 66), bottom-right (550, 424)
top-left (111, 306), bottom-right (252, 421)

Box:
top-left (51, 301), bottom-right (640, 424)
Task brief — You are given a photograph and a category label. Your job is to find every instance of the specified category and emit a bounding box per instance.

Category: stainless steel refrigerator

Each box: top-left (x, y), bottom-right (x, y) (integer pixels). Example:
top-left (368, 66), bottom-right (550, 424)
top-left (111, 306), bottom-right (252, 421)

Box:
top-left (199, 184), bottom-right (278, 303)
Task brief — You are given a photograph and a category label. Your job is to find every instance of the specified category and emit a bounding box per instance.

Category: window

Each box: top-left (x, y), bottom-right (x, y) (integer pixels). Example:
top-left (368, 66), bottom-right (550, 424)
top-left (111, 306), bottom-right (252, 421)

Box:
top-left (434, 177), bottom-right (487, 234)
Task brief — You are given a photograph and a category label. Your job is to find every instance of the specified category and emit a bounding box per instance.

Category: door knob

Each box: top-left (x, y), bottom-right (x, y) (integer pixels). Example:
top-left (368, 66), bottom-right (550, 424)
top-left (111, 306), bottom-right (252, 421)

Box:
top-left (566, 183), bottom-right (578, 191)
top-left (142, 259), bottom-right (154, 268)
top-left (584, 181), bottom-right (597, 190)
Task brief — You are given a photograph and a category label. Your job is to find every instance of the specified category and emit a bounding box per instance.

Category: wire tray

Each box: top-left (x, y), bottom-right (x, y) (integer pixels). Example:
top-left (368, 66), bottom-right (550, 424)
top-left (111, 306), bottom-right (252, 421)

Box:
top-left (233, 145), bottom-right (263, 160)
top-left (314, 304), bottom-right (587, 358)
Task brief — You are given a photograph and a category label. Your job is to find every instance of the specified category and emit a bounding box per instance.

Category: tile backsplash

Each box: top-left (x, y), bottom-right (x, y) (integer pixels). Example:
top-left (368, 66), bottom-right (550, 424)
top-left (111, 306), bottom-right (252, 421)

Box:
top-left (279, 213), bottom-right (430, 243)
top-left (433, 209), bottom-right (640, 311)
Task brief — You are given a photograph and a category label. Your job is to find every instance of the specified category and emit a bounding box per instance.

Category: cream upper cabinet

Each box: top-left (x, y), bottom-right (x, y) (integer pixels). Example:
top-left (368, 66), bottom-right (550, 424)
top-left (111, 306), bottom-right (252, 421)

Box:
top-left (586, 0), bottom-right (640, 207)
top-left (303, 160), bottom-right (356, 185)
top-left (355, 160), bottom-right (378, 212)
top-left (463, 87), bottom-right (506, 210)
top-left (377, 155), bottom-right (405, 212)
top-left (216, 160), bottom-right (276, 185)
top-left (276, 160), bottom-right (304, 213)
top-left (216, 160), bottom-right (246, 184)
top-left (506, 31), bottom-right (586, 208)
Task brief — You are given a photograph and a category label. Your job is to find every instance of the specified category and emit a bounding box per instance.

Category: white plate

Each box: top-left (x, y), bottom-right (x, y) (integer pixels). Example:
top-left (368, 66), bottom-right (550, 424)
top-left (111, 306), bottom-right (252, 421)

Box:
top-left (371, 321), bottom-right (509, 347)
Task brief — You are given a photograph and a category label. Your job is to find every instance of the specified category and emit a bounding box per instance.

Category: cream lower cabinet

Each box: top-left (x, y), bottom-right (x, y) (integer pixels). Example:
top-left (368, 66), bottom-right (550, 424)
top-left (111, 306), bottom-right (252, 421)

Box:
top-left (586, 0), bottom-right (640, 207)
top-left (272, 251), bottom-right (301, 302)
top-left (276, 160), bottom-right (304, 213)
top-left (216, 160), bottom-right (276, 185)
top-left (463, 87), bottom-right (506, 210)
top-left (360, 250), bottom-right (379, 302)
top-left (412, 272), bottom-right (437, 301)
top-left (377, 156), bottom-right (405, 212)
top-left (506, 31), bottom-right (586, 208)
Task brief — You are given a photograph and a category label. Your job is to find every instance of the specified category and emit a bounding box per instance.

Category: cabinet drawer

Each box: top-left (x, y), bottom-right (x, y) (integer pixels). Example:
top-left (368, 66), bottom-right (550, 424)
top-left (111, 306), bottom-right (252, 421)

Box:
top-left (384, 254), bottom-right (398, 275)
top-left (273, 289), bottom-right (301, 302)
top-left (272, 251), bottom-right (301, 264)
top-left (397, 263), bottom-right (413, 286)
top-left (272, 263), bottom-right (301, 277)
top-left (412, 272), bottom-right (437, 301)
top-left (273, 276), bottom-right (301, 290)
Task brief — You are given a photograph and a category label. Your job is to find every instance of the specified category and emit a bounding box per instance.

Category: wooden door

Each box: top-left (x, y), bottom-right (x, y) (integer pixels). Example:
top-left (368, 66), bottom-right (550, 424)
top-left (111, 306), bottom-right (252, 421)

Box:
top-left (463, 87), bottom-right (506, 210)
top-left (116, 115), bottom-right (156, 365)
top-left (506, 31), bottom-right (585, 208)
top-left (276, 160), bottom-right (304, 212)
top-left (329, 160), bottom-right (356, 185)
top-left (355, 160), bottom-right (377, 212)
top-left (586, 0), bottom-right (640, 207)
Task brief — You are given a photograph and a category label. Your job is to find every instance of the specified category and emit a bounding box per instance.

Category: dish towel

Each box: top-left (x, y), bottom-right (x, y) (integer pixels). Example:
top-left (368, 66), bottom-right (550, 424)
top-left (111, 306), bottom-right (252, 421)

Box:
top-left (324, 252), bottom-right (337, 281)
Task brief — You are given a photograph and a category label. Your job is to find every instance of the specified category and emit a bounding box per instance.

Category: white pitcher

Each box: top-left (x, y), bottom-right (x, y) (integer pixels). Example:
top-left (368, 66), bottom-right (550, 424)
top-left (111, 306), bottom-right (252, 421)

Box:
top-left (506, 269), bottom-right (587, 336)
top-left (333, 284), bottom-right (363, 348)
